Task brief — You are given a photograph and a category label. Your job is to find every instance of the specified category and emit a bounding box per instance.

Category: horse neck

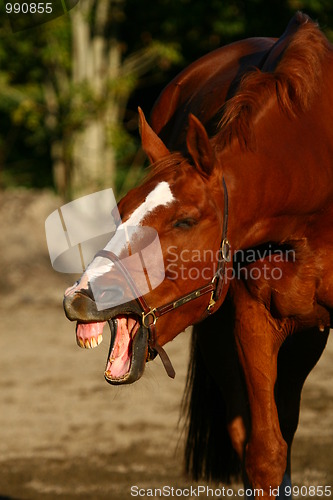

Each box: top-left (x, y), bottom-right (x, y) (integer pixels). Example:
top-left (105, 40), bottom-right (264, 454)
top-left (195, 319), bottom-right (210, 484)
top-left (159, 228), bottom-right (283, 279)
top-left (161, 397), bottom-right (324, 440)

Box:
top-left (218, 105), bottom-right (333, 250)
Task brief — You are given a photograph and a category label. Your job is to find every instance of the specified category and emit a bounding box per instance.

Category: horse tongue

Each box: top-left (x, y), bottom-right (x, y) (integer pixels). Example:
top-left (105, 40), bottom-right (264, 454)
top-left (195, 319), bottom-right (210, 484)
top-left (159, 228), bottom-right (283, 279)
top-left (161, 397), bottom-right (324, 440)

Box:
top-left (76, 321), bottom-right (106, 349)
top-left (105, 316), bottom-right (139, 379)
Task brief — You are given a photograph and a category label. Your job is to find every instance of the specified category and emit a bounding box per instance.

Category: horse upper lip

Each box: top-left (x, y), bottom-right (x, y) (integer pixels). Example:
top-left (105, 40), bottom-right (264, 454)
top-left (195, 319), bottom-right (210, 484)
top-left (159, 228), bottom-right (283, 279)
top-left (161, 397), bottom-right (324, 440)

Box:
top-left (63, 288), bottom-right (142, 322)
top-left (76, 287), bottom-right (94, 300)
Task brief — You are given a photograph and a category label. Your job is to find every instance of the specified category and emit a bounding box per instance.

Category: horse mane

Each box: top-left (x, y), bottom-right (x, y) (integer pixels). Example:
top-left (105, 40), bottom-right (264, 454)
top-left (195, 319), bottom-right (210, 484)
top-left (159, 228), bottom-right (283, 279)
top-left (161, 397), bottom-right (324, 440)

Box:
top-left (217, 13), bottom-right (330, 150)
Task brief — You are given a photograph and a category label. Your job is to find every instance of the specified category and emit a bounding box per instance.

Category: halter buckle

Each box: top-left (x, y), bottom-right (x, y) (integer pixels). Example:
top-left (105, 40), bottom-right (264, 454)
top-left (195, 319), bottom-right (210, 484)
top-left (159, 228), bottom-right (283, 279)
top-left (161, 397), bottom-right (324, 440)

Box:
top-left (207, 275), bottom-right (217, 313)
top-left (142, 308), bottom-right (158, 328)
top-left (207, 294), bottom-right (216, 312)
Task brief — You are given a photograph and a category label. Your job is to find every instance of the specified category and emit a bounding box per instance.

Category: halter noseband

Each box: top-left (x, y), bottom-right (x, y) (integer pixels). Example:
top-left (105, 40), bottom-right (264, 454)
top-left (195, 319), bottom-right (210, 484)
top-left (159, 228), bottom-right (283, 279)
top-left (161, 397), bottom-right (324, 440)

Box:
top-left (95, 178), bottom-right (230, 379)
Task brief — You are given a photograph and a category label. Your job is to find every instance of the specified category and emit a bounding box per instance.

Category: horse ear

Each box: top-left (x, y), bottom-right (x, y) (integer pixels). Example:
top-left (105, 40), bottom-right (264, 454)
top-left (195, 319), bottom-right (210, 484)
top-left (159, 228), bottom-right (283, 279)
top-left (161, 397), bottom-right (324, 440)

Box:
top-left (138, 107), bottom-right (170, 164)
top-left (186, 114), bottom-right (214, 177)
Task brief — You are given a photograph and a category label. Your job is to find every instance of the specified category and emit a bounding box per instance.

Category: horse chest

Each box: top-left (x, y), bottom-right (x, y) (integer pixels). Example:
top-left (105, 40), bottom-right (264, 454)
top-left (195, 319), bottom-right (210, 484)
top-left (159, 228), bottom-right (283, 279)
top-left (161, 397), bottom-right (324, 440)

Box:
top-left (236, 246), bottom-right (331, 331)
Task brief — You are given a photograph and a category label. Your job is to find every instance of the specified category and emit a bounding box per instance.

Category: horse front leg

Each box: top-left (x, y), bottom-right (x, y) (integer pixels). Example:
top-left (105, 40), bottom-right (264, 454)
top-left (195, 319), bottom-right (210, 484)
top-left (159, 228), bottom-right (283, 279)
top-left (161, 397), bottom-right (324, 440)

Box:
top-left (232, 282), bottom-right (289, 498)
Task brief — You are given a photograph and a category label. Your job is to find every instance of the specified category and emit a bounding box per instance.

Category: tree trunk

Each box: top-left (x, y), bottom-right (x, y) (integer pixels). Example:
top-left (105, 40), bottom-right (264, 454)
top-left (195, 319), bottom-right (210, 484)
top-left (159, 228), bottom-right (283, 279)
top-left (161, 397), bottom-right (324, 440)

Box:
top-left (70, 0), bottom-right (121, 198)
top-left (46, 0), bottom-right (171, 199)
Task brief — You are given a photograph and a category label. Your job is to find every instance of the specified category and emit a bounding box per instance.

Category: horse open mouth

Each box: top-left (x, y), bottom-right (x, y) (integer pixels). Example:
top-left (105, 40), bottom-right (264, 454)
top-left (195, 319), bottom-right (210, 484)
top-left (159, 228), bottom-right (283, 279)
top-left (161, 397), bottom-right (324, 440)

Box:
top-left (76, 314), bottom-right (149, 385)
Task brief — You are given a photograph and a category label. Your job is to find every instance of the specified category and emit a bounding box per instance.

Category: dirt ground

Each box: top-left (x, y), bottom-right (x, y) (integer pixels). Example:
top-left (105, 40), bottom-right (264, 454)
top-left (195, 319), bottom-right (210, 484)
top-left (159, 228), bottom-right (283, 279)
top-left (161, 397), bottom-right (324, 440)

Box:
top-left (0, 189), bottom-right (332, 500)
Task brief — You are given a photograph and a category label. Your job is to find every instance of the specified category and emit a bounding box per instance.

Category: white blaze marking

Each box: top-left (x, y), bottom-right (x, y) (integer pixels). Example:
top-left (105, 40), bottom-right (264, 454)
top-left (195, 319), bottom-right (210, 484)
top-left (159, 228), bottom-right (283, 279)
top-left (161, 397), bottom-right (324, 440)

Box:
top-left (70, 182), bottom-right (174, 291)
top-left (120, 181), bottom-right (175, 229)
top-left (103, 181), bottom-right (174, 252)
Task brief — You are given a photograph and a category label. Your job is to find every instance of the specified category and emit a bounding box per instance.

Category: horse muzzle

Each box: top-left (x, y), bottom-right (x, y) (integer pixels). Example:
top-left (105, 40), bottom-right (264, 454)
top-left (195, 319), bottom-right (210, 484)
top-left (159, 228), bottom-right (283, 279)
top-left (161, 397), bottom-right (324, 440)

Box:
top-left (63, 286), bottom-right (143, 322)
top-left (63, 289), bottom-right (150, 385)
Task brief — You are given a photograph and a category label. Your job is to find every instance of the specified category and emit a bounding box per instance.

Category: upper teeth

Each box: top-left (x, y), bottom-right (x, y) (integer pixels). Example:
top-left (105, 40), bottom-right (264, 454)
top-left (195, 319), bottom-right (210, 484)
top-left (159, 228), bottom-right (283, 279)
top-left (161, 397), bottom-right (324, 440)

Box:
top-left (77, 335), bottom-right (103, 349)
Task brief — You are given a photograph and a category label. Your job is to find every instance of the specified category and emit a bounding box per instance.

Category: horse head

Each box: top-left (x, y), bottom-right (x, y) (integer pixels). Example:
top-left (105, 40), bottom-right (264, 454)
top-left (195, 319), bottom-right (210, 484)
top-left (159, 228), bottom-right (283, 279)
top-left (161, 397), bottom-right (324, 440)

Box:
top-left (63, 109), bottom-right (231, 384)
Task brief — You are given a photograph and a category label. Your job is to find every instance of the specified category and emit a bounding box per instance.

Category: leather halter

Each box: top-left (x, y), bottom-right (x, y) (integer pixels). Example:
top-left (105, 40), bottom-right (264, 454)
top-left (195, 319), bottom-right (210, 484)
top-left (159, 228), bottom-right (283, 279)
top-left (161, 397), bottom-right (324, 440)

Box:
top-left (95, 178), bottom-right (230, 379)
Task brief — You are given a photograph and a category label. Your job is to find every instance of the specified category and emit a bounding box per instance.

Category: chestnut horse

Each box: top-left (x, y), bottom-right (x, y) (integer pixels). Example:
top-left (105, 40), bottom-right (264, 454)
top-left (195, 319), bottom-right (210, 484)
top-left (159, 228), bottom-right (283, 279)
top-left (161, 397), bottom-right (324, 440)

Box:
top-left (63, 12), bottom-right (333, 499)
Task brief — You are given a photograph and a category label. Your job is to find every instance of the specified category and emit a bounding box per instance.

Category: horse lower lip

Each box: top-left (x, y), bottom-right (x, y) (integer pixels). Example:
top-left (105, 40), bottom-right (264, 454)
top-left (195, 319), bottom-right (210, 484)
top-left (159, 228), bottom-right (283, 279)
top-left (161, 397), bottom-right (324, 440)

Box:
top-left (105, 314), bottom-right (141, 378)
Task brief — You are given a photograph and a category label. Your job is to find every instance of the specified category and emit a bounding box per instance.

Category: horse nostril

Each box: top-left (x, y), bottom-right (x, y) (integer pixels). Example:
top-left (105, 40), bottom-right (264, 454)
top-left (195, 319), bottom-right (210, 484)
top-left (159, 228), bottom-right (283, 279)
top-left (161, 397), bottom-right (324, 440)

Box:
top-left (63, 292), bottom-right (81, 320)
top-left (79, 284), bottom-right (95, 300)
top-left (95, 285), bottom-right (125, 307)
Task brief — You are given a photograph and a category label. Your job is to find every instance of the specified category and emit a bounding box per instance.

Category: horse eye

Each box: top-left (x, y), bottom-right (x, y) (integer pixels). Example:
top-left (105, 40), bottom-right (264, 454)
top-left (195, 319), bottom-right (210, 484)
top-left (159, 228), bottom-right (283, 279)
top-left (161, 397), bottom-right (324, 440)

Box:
top-left (173, 218), bottom-right (197, 229)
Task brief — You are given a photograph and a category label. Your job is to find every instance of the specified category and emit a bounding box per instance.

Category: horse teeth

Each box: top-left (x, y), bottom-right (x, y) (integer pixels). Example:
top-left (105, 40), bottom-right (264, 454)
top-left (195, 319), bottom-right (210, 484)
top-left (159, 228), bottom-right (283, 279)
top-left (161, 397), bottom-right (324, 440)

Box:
top-left (77, 337), bottom-right (85, 348)
top-left (97, 334), bottom-right (103, 345)
top-left (91, 337), bottom-right (97, 348)
top-left (84, 339), bottom-right (91, 349)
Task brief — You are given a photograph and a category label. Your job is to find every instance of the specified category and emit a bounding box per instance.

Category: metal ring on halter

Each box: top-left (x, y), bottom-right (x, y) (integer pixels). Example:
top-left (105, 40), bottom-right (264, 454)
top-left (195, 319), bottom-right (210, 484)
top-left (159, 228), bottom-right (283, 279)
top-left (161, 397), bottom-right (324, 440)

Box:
top-left (142, 309), bottom-right (158, 328)
top-left (222, 238), bottom-right (231, 262)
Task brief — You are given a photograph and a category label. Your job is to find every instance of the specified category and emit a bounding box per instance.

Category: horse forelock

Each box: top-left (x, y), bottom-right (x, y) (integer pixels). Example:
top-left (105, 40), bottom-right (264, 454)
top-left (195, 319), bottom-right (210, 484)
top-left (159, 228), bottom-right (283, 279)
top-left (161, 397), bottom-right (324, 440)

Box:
top-left (145, 152), bottom-right (189, 181)
top-left (217, 15), bottom-right (330, 151)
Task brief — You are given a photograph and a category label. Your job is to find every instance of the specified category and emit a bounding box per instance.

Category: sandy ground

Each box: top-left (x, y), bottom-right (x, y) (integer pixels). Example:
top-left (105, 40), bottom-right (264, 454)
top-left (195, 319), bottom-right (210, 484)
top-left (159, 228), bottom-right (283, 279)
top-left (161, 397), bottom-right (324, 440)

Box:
top-left (0, 189), bottom-right (332, 500)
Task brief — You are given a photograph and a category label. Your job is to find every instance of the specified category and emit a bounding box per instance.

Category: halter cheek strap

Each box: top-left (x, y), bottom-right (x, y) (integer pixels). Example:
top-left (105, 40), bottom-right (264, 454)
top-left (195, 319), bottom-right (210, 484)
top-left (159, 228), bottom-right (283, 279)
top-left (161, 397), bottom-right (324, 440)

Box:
top-left (94, 178), bottom-right (230, 379)
top-left (94, 248), bottom-right (176, 378)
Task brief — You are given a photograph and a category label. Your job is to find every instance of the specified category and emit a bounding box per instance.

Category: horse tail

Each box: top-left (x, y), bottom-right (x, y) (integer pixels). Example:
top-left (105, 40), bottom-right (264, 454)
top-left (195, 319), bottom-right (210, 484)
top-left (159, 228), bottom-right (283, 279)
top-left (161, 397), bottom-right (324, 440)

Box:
top-left (182, 313), bottom-right (241, 483)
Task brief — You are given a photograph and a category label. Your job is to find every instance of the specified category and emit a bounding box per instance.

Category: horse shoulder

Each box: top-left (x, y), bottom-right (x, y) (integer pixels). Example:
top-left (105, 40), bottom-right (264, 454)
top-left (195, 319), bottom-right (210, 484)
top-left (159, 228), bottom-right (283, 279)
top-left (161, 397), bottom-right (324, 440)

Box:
top-left (233, 239), bottom-right (331, 334)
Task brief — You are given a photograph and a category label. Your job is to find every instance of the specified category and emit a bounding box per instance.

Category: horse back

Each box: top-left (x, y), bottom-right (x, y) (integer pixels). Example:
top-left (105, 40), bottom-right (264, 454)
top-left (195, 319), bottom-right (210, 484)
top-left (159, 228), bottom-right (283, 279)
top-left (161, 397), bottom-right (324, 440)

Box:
top-left (151, 37), bottom-right (276, 148)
